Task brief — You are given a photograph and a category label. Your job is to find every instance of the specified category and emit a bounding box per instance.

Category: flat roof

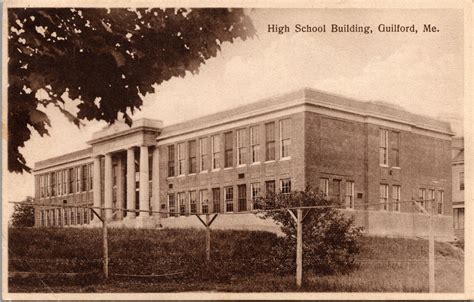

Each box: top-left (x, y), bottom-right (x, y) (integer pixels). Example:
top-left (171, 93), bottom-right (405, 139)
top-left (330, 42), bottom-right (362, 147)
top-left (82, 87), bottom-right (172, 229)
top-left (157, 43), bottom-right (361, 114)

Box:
top-left (160, 87), bottom-right (453, 137)
top-left (34, 147), bottom-right (93, 171)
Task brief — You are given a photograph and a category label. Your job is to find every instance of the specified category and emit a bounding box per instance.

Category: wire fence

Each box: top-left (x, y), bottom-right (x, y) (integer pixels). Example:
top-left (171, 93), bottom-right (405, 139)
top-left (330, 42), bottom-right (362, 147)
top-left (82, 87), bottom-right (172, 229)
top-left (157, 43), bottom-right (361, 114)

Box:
top-left (8, 198), bottom-right (450, 292)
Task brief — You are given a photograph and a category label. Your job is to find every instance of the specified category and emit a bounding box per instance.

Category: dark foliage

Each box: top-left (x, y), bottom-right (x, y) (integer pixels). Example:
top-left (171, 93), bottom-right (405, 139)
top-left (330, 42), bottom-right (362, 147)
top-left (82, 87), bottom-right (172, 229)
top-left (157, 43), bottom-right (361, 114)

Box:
top-left (254, 187), bottom-right (363, 275)
top-left (11, 197), bottom-right (35, 227)
top-left (8, 8), bottom-right (255, 173)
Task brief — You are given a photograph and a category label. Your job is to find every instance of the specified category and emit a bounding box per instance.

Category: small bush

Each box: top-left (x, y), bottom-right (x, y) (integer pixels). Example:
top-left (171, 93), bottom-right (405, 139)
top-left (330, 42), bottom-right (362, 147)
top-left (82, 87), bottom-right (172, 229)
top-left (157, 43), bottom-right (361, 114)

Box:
top-left (11, 197), bottom-right (35, 228)
top-left (255, 186), bottom-right (363, 275)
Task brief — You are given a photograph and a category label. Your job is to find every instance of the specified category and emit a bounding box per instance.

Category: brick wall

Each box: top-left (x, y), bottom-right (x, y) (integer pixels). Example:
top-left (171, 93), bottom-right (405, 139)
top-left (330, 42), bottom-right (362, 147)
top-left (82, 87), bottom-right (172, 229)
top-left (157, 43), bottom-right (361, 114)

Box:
top-left (158, 112), bottom-right (306, 215)
top-left (304, 111), bottom-right (452, 215)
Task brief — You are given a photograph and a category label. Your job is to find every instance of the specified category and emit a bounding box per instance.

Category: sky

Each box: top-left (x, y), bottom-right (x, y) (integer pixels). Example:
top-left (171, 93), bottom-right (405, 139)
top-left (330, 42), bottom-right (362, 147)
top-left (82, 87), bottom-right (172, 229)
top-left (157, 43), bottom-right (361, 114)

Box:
top-left (6, 8), bottom-right (464, 216)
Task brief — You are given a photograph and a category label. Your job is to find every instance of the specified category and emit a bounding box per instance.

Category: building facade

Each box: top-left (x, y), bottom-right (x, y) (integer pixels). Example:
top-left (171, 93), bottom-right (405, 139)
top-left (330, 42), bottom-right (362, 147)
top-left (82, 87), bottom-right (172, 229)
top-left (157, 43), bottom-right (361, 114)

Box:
top-left (32, 88), bottom-right (455, 239)
top-left (452, 137), bottom-right (464, 239)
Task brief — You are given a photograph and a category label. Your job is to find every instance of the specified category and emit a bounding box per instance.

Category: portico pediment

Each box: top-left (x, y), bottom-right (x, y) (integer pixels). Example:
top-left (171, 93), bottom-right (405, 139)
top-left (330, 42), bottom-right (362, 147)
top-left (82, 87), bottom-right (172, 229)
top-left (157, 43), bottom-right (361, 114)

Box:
top-left (87, 118), bottom-right (162, 155)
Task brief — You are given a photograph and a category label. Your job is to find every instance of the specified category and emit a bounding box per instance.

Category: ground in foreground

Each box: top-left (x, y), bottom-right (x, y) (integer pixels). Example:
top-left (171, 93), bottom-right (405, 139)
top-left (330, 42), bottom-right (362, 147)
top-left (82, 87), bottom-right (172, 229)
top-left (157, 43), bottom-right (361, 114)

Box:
top-left (8, 228), bottom-right (464, 293)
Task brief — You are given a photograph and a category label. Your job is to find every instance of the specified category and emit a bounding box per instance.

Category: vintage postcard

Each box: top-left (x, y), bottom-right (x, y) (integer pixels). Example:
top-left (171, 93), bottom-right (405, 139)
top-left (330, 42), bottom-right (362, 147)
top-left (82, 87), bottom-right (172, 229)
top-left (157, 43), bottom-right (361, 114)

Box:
top-left (2, 0), bottom-right (472, 300)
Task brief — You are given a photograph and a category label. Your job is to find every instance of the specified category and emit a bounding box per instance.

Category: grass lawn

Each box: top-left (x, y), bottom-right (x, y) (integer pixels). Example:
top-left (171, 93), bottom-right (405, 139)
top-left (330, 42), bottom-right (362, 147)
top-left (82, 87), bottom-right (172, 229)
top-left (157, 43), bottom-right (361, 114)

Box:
top-left (8, 227), bottom-right (463, 293)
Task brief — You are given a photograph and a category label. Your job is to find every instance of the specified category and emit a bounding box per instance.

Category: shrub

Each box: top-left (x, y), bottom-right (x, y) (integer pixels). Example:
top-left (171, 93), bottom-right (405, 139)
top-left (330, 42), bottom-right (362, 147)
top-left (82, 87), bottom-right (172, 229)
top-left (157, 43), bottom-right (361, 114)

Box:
top-left (254, 186), bottom-right (363, 275)
top-left (11, 197), bottom-right (35, 228)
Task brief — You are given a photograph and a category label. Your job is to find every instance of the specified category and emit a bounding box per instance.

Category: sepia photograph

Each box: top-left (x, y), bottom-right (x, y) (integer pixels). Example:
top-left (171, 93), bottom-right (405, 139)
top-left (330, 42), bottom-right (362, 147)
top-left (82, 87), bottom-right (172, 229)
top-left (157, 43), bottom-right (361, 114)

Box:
top-left (2, 0), bottom-right (471, 299)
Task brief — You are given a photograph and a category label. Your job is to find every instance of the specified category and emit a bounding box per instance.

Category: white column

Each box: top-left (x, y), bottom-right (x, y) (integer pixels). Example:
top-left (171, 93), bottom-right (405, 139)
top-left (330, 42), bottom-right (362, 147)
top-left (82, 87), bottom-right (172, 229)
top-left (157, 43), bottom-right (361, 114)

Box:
top-left (152, 147), bottom-right (160, 216)
top-left (117, 156), bottom-right (124, 220)
top-left (126, 147), bottom-right (136, 219)
top-left (139, 145), bottom-right (150, 217)
top-left (92, 156), bottom-right (102, 223)
top-left (104, 153), bottom-right (113, 220)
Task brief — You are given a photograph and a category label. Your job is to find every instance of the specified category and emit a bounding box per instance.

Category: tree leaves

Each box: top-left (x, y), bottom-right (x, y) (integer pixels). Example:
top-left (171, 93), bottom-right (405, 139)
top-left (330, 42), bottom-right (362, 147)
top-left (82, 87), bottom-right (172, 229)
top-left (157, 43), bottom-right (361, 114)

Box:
top-left (8, 8), bottom-right (255, 173)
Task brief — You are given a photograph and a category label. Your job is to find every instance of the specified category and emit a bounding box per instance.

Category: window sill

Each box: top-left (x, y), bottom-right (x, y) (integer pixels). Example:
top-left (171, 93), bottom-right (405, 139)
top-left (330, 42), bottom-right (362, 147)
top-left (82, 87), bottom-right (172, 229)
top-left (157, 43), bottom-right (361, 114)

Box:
top-left (188, 173), bottom-right (197, 176)
top-left (379, 164), bottom-right (389, 168)
top-left (199, 170), bottom-right (209, 174)
top-left (167, 176), bottom-right (175, 180)
top-left (391, 166), bottom-right (401, 170)
top-left (264, 160), bottom-right (276, 164)
top-left (236, 164), bottom-right (247, 168)
top-left (211, 168), bottom-right (221, 172)
top-left (250, 161), bottom-right (261, 166)
top-left (280, 157), bottom-right (291, 161)
top-left (176, 175), bottom-right (186, 178)
top-left (223, 167), bottom-right (233, 170)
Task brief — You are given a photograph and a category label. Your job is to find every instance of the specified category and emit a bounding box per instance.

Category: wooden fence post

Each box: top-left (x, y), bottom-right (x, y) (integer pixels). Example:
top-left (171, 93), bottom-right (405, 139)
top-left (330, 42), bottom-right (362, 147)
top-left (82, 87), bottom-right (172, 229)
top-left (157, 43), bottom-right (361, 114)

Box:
top-left (103, 218), bottom-right (109, 279)
top-left (429, 201), bottom-right (435, 293)
top-left (205, 214), bottom-right (211, 261)
top-left (296, 208), bottom-right (303, 289)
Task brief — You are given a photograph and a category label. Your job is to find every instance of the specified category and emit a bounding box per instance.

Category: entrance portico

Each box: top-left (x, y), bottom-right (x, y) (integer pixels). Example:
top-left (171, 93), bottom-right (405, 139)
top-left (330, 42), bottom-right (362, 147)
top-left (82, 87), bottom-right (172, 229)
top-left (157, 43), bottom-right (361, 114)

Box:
top-left (88, 119), bottom-right (162, 227)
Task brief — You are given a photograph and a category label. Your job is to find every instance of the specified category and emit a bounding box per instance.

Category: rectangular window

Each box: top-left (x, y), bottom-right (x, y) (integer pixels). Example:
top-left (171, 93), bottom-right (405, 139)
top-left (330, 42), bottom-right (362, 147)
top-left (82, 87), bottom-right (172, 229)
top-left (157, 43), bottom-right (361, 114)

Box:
top-left (149, 152), bottom-right (153, 182)
top-left (45, 174), bottom-right (50, 197)
top-left (200, 189), bottom-right (209, 213)
top-left (237, 129), bottom-right (247, 166)
top-left (62, 170), bottom-right (67, 195)
top-left (57, 209), bottom-right (62, 226)
top-left (320, 178), bottom-right (329, 196)
top-left (189, 191), bottom-right (197, 214)
top-left (250, 183), bottom-right (261, 210)
top-left (88, 163), bottom-right (93, 191)
top-left (52, 209), bottom-right (56, 226)
top-left (460, 172), bottom-right (464, 190)
top-left (265, 122), bottom-right (275, 161)
top-left (82, 165), bottom-right (88, 192)
top-left (75, 167), bottom-right (80, 193)
top-left (69, 168), bottom-right (75, 194)
top-left (391, 132), bottom-right (400, 167)
top-left (437, 191), bottom-right (444, 215)
top-left (265, 180), bottom-right (276, 194)
top-left (168, 194), bottom-right (176, 216)
top-left (333, 179), bottom-right (341, 202)
top-left (212, 188), bottom-right (221, 213)
top-left (188, 140), bottom-right (197, 174)
top-left (212, 135), bottom-right (221, 170)
top-left (57, 171), bottom-right (62, 196)
top-left (280, 119), bottom-right (291, 159)
top-left (51, 172), bottom-right (56, 197)
top-left (77, 209), bottom-right (82, 225)
top-left (225, 186), bottom-right (234, 212)
top-left (280, 178), bottom-right (291, 194)
top-left (428, 189), bottom-right (435, 211)
top-left (178, 143), bottom-right (185, 176)
top-left (64, 209), bottom-right (68, 226)
top-left (39, 176), bottom-right (44, 198)
top-left (379, 129), bottom-right (388, 166)
top-left (45, 210), bottom-right (50, 226)
top-left (393, 185), bottom-right (401, 212)
top-left (380, 184), bottom-right (389, 211)
top-left (63, 170), bottom-right (67, 195)
top-left (200, 137), bottom-right (209, 172)
top-left (224, 132), bottom-right (233, 168)
top-left (250, 126), bottom-right (260, 163)
top-left (178, 192), bottom-right (186, 215)
top-left (418, 188), bottom-right (427, 209)
top-left (453, 208), bottom-right (464, 230)
top-left (70, 209), bottom-right (75, 225)
top-left (168, 145), bottom-right (175, 177)
top-left (345, 181), bottom-right (355, 209)
top-left (40, 210), bottom-right (44, 227)
top-left (238, 184), bottom-right (247, 212)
